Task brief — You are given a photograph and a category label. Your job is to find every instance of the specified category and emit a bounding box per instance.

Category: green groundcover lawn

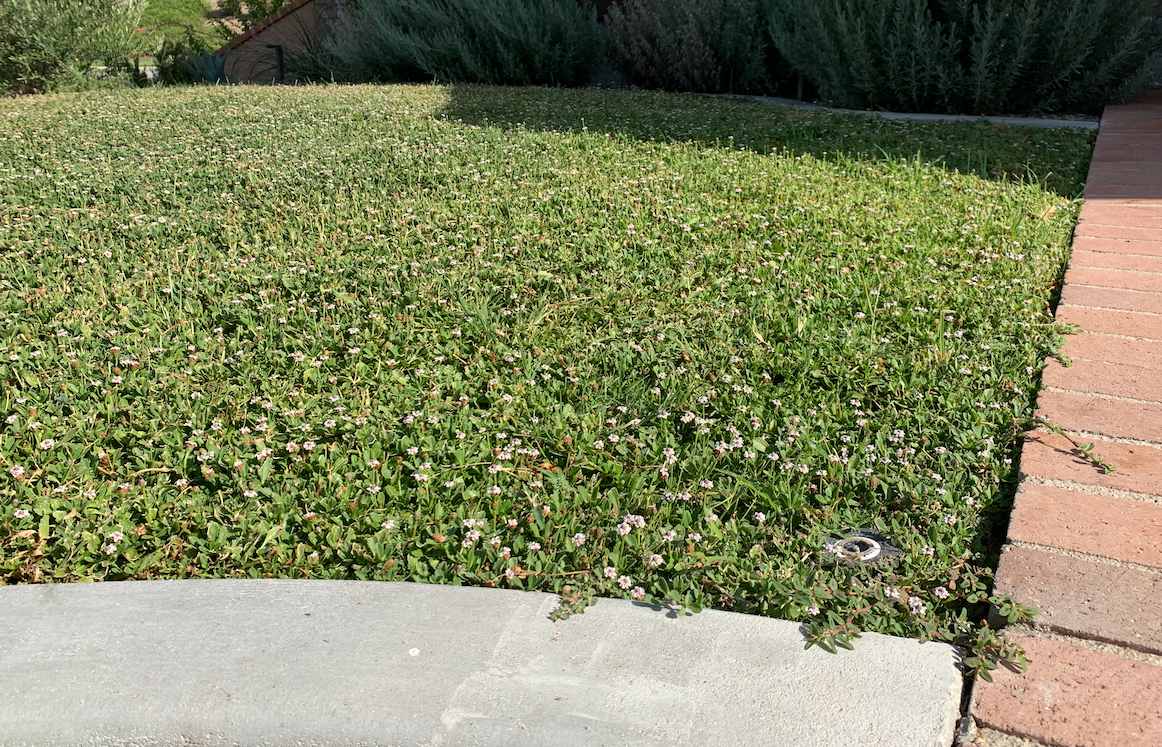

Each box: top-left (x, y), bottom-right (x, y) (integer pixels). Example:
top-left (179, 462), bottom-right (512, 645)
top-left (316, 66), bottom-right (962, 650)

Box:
top-left (0, 85), bottom-right (1094, 675)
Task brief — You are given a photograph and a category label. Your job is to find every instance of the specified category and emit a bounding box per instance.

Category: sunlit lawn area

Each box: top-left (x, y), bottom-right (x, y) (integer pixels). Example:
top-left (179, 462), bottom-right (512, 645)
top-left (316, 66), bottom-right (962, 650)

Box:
top-left (0, 84), bottom-right (1094, 674)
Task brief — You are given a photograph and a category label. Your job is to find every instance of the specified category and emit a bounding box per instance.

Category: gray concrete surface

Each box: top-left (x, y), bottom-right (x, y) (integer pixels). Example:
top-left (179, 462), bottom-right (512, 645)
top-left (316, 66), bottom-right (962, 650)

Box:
top-left (0, 580), bottom-right (963, 747)
top-left (709, 94), bottom-right (1101, 130)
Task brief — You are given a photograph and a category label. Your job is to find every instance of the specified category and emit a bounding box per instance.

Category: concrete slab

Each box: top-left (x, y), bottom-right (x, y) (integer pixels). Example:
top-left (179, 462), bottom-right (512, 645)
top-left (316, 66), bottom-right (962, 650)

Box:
top-left (707, 94), bottom-right (1100, 130)
top-left (0, 580), bottom-right (963, 747)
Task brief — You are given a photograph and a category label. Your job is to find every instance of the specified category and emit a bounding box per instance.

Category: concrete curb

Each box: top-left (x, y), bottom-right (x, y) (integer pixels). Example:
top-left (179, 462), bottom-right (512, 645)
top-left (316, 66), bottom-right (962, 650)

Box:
top-left (0, 580), bottom-right (963, 747)
top-left (708, 94), bottom-right (1101, 131)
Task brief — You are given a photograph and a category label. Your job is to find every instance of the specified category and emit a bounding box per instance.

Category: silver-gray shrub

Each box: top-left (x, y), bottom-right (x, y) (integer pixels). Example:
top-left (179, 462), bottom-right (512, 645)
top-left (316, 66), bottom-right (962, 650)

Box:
top-left (605, 0), bottom-right (784, 94)
top-left (323, 0), bottom-right (599, 87)
top-left (767, 0), bottom-right (1162, 115)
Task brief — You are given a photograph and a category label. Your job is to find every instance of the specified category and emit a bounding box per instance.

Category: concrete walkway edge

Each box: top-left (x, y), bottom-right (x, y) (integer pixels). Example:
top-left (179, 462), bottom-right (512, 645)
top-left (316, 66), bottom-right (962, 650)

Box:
top-left (707, 94), bottom-right (1100, 130)
top-left (0, 580), bottom-right (964, 747)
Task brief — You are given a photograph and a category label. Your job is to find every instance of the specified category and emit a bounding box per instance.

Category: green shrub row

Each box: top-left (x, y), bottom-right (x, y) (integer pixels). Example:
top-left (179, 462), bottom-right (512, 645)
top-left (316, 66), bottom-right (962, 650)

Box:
top-left (321, 0), bottom-right (599, 87)
top-left (604, 0), bottom-right (790, 94)
top-left (319, 0), bottom-right (1160, 113)
top-left (4, 0), bottom-right (1160, 112)
top-left (769, 0), bottom-right (1162, 115)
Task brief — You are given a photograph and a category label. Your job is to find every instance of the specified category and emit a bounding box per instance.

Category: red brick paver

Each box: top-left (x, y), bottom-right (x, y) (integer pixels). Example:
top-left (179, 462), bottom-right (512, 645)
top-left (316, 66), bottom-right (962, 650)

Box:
top-left (973, 635), bottom-right (1162, 747)
top-left (1061, 266), bottom-right (1162, 293)
top-left (1036, 390), bottom-right (1162, 443)
top-left (1042, 358), bottom-right (1162, 402)
top-left (1007, 483), bottom-right (1162, 568)
top-left (1059, 283), bottom-right (1162, 314)
top-left (994, 546), bottom-right (1162, 655)
top-left (1071, 236), bottom-right (1162, 257)
top-left (1060, 334), bottom-right (1162, 369)
top-left (1070, 224), bottom-right (1162, 242)
top-left (1078, 204), bottom-right (1162, 229)
top-left (1054, 307), bottom-right (1162, 339)
top-left (1067, 250), bottom-right (1162, 273)
top-left (1021, 431), bottom-right (1162, 497)
top-left (973, 91), bottom-right (1162, 746)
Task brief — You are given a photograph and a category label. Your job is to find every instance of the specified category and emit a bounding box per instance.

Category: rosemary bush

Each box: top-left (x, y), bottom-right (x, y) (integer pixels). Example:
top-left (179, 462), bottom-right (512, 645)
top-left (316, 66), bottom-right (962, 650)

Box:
top-left (0, 0), bottom-right (147, 94)
top-left (767, 0), bottom-right (1162, 114)
top-left (605, 0), bottom-right (785, 94)
top-left (323, 0), bottom-right (599, 86)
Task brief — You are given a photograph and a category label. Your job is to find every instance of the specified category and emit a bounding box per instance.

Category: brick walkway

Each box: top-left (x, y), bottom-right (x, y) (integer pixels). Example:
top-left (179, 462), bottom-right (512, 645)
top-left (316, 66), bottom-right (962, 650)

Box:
top-left (969, 91), bottom-right (1162, 746)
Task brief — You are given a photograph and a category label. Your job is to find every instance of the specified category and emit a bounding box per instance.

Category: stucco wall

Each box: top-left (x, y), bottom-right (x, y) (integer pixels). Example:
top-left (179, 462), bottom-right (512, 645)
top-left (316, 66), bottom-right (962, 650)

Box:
top-left (221, 0), bottom-right (327, 84)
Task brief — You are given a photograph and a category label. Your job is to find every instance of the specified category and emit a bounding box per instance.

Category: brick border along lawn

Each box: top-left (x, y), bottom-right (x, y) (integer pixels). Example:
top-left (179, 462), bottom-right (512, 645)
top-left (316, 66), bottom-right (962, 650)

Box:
top-left (969, 91), bottom-right (1162, 747)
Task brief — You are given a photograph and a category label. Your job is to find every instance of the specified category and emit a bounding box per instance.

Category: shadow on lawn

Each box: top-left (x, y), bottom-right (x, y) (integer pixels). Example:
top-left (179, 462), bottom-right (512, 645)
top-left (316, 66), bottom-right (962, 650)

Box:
top-left (440, 84), bottom-right (1095, 199)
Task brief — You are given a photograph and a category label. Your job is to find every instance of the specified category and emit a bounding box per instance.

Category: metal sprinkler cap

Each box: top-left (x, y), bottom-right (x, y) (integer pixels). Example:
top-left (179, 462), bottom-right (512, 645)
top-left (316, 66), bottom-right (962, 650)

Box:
top-left (825, 529), bottom-right (902, 565)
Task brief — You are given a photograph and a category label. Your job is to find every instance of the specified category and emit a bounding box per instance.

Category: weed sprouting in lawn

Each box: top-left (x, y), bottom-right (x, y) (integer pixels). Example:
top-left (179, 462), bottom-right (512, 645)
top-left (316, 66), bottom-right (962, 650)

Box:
top-left (0, 84), bottom-right (1086, 675)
